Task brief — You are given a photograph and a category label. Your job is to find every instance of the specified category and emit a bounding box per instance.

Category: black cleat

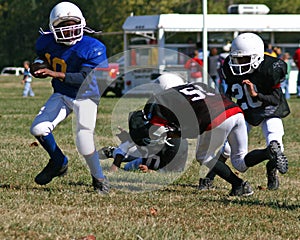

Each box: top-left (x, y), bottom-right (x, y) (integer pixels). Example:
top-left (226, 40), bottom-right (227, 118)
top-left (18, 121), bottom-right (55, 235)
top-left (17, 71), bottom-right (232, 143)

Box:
top-left (267, 140), bottom-right (288, 174)
top-left (92, 176), bottom-right (109, 194)
top-left (266, 161), bottom-right (279, 190)
top-left (198, 178), bottom-right (214, 190)
top-left (35, 159), bottom-right (68, 185)
top-left (229, 181), bottom-right (254, 197)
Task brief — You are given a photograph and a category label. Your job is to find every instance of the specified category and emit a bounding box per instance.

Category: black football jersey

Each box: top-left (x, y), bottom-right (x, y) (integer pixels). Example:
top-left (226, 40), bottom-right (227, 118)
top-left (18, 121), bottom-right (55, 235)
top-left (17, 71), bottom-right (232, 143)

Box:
top-left (141, 138), bottom-right (188, 171)
top-left (144, 83), bottom-right (242, 138)
top-left (222, 55), bottom-right (290, 126)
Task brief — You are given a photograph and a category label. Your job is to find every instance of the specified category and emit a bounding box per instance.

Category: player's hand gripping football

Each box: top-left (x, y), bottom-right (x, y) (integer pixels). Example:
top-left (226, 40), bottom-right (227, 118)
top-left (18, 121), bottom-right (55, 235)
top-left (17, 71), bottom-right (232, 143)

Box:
top-left (33, 68), bottom-right (63, 79)
top-left (30, 57), bottom-right (65, 80)
top-left (30, 57), bottom-right (52, 78)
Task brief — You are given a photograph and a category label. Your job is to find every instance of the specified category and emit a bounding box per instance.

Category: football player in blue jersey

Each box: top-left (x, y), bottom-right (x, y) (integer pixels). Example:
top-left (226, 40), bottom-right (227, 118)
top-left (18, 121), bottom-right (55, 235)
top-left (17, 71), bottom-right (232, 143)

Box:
top-left (30, 2), bottom-right (109, 194)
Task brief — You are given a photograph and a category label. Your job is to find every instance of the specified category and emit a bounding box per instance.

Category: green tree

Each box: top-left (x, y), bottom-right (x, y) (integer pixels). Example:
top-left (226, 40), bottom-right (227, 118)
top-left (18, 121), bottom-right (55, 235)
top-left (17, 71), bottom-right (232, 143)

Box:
top-left (0, 0), bottom-right (299, 69)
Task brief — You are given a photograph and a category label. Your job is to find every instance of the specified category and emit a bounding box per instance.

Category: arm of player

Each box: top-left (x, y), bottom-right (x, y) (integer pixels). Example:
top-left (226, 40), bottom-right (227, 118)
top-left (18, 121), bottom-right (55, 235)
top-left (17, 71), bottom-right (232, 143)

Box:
top-left (242, 79), bottom-right (281, 105)
top-left (242, 79), bottom-right (258, 97)
top-left (34, 66), bottom-right (93, 84)
top-left (116, 126), bottom-right (131, 143)
top-left (139, 164), bottom-right (154, 173)
top-left (34, 68), bottom-right (65, 80)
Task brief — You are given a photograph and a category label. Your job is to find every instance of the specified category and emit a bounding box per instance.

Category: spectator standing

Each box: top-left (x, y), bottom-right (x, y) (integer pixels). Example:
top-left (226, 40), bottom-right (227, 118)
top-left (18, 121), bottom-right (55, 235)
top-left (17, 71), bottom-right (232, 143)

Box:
top-left (22, 60), bottom-right (35, 97)
top-left (208, 47), bottom-right (220, 91)
top-left (274, 46), bottom-right (283, 59)
top-left (184, 49), bottom-right (203, 83)
top-left (185, 37), bottom-right (196, 59)
top-left (293, 47), bottom-right (300, 98)
top-left (218, 43), bottom-right (231, 94)
top-left (196, 41), bottom-right (204, 60)
top-left (264, 41), bottom-right (277, 57)
top-left (281, 52), bottom-right (291, 99)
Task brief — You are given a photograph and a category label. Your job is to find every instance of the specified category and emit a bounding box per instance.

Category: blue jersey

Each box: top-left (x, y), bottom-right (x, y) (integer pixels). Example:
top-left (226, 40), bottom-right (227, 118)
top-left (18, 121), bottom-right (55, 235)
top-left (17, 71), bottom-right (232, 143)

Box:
top-left (35, 33), bottom-right (108, 100)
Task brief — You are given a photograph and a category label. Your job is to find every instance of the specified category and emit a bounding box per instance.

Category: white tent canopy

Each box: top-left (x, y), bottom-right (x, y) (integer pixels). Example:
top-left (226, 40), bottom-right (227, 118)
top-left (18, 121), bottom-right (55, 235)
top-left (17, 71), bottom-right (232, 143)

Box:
top-left (123, 14), bottom-right (300, 33)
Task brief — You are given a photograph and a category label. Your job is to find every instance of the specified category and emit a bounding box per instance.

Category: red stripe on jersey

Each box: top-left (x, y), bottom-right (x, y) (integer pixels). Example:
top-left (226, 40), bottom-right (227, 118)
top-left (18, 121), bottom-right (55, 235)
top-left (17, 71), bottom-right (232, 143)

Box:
top-left (272, 83), bottom-right (281, 89)
top-left (206, 106), bottom-right (243, 131)
top-left (150, 115), bottom-right (168, 126)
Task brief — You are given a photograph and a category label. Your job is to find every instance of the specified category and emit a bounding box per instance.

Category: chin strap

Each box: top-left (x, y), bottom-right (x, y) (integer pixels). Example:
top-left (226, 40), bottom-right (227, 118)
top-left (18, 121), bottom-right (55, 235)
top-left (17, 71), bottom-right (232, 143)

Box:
top-left (84, 27), bottom-right (102, 34)
top-left (39, 27), bottom-right (51, 35)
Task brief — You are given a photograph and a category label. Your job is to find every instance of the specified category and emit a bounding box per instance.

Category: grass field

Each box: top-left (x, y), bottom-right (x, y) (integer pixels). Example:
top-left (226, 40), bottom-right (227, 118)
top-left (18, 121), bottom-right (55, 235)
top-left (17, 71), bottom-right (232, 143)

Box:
top-left (0, 75), bottom-right (300, 240)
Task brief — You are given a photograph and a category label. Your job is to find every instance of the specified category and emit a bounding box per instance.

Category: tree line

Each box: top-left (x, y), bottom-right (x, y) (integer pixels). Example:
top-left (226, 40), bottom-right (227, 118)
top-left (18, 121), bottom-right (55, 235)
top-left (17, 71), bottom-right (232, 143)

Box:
top-left (0, 0), bottom-right (299, 68)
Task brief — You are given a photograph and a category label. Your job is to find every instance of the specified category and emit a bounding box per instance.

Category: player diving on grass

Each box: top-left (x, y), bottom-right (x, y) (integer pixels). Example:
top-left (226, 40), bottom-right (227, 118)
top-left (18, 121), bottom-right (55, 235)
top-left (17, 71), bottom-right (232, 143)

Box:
top-left (102, 73), bottom-right (251, 196)
top-left (100, 73), bottom-right (189, 173)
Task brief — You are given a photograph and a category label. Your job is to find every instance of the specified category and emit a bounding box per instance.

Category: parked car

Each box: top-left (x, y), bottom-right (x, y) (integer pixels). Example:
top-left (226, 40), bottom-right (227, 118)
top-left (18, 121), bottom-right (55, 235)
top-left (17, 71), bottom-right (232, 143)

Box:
top-left (94, 63), bottom-right (124, 97)
top-left (0, 67), bottom-right (24, 76)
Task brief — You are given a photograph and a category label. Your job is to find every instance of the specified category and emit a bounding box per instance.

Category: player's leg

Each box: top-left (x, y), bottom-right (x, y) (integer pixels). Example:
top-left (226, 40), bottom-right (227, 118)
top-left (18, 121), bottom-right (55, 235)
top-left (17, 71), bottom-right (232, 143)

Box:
top-left (199, 113), bottom-right (242, 190)
top-left (30, 93), bottom-right (71, 185)
top-left (220, 114), bottom-right (253, 196)
top-left (243, 141), bottom-right (280, 190)
top-left (123, 158), bottom-right (143, 171)
top-left (243, 120), bottom-right (270, 168)
top-left (196, 121), bottom-right (252, 196)
top-left (196, 124), bottom-right (225, 190)
top-left (196, 127), bottom-right (224, 172)
top-left (262, 118), bottom-right (288, 174)
top-left (227, 113), bottom-right (249, 173)
top-left (262, 118), bottom-right (287, 190)
top-left (213, 159), bottom-right (253, 196)
top-left (74, 99), bottom-right (108, 194)
top-left (199, 142), bottom-right (228, 190)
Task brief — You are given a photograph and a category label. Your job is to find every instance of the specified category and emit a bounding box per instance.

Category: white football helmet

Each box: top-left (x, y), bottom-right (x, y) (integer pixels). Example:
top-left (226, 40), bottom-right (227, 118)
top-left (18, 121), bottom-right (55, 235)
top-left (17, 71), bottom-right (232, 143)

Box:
top-left (49, 2), bottom-right (86, 46)
top-left (154, 72), bottom-right (185, 90)
top-left (229, 33), bottom-right (264, 75)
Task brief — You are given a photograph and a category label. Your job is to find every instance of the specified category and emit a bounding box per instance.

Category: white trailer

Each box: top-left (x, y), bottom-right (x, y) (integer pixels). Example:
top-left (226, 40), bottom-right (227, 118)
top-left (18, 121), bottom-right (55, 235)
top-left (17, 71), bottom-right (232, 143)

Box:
top-left (122, 14), bottom-right (300, 94)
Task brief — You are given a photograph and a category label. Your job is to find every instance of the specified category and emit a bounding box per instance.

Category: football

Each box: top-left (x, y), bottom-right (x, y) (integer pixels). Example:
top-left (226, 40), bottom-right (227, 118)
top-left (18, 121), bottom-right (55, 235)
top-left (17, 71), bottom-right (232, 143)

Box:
top-left (30, 57), bottom-right (52, 78)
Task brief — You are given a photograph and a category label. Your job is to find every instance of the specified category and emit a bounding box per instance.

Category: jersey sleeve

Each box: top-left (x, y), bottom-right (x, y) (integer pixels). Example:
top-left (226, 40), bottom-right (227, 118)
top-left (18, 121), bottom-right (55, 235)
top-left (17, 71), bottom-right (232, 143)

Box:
top-left (268, 58), bottom-right (287, 85)
top-left (81, 38), bottom-right (108, 69)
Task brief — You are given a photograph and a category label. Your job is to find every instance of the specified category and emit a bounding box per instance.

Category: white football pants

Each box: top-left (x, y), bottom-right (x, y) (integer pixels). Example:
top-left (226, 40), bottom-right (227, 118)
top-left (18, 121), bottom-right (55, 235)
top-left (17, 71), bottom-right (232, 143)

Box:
top-left (222, 117), bottom-right (285, 158)
top-left (30, 93), bottom-right (97, 156)
top-left (196, 113), bottom-right (248, 173)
